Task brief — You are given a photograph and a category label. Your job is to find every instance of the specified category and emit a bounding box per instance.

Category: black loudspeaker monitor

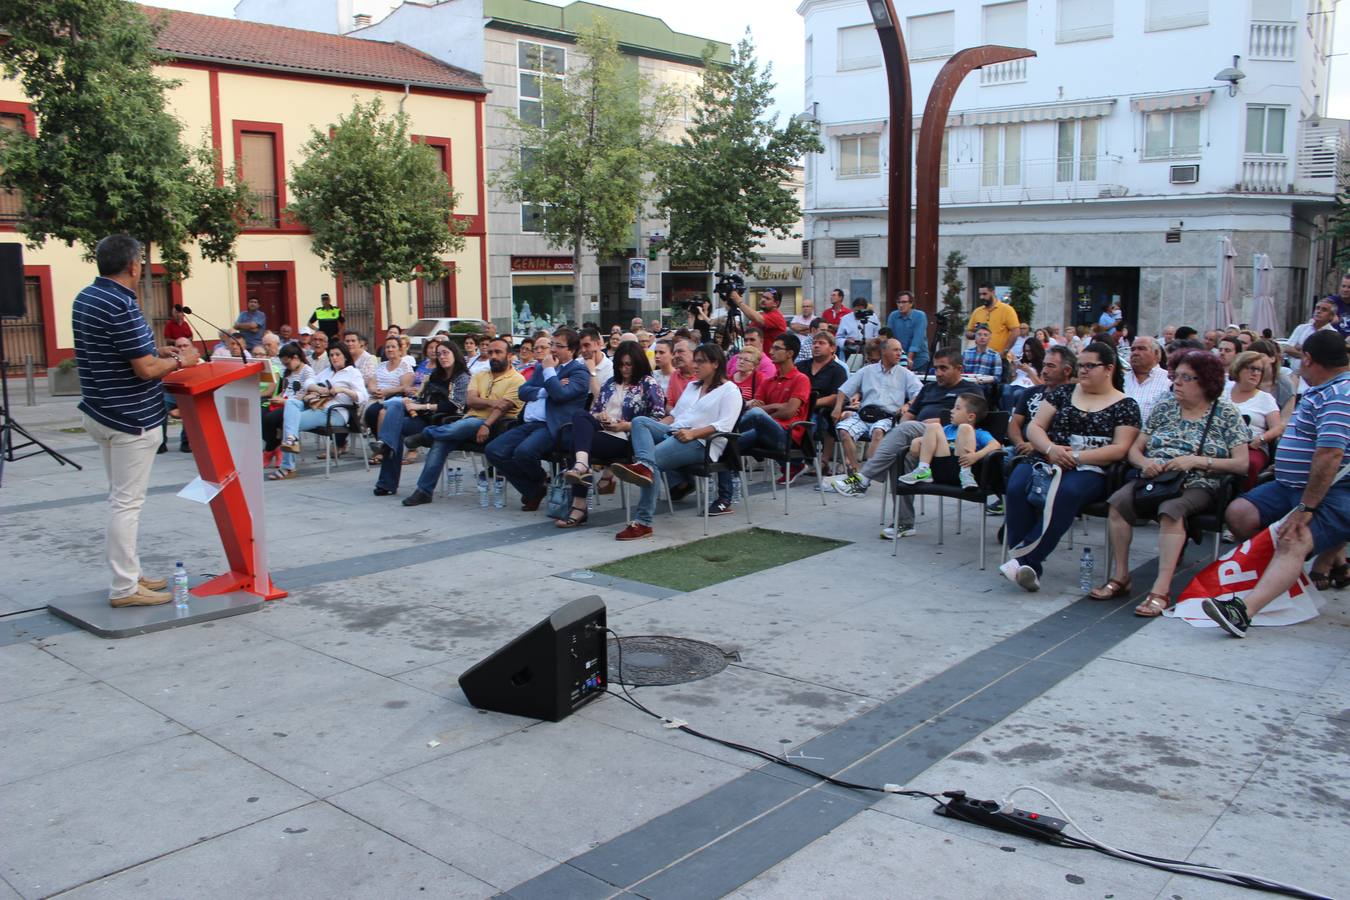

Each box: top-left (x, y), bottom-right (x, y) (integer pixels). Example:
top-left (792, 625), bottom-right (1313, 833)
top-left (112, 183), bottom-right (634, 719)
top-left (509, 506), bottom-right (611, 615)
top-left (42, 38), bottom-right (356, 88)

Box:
top-left (0, 244), bottom-right (23, 320)
top-left (458, 595), bottom-right (607, 722)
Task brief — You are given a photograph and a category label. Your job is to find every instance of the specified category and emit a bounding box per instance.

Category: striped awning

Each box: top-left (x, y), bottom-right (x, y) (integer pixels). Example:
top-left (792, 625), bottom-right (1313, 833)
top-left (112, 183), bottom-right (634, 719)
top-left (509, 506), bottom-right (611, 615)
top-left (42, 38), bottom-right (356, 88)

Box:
top-left (825, 119), bottom-right (886, 138)
top-left (1130, 90), bottom-right (1213, 113)
top-left (961, 99), bottom-right (1116, 127)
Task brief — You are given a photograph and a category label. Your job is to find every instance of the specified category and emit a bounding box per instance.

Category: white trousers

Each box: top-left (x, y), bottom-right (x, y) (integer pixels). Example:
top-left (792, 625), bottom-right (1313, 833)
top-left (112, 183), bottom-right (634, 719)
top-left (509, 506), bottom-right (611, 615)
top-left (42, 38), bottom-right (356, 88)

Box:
top-left (83, 414), bottom-right (160, 599)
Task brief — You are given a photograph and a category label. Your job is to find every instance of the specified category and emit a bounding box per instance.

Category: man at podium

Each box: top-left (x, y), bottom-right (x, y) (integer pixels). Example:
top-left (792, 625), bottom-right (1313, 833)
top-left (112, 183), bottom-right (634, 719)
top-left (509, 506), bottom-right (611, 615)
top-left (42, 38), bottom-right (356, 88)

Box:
top-left (72, 234), bottom-right (200, 608)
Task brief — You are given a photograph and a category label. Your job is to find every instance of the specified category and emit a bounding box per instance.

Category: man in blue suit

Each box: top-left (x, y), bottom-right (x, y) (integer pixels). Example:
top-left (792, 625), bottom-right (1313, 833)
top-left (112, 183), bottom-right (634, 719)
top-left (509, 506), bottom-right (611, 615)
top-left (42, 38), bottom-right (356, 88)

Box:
top-left (486, 327), bottom-right (589, 510)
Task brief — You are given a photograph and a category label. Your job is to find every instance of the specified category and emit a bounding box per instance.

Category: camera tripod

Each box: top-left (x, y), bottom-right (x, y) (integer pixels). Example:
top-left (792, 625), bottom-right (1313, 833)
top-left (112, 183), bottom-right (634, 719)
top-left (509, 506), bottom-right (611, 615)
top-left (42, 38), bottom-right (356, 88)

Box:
top-left (0, 315), bottom-right (81, 487)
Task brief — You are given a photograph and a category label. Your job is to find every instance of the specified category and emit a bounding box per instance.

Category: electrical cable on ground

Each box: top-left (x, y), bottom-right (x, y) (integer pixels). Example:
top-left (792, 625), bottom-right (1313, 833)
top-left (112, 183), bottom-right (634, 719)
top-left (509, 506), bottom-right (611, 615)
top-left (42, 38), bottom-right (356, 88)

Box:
top-left (603, 627), bottom-right (1334, 900)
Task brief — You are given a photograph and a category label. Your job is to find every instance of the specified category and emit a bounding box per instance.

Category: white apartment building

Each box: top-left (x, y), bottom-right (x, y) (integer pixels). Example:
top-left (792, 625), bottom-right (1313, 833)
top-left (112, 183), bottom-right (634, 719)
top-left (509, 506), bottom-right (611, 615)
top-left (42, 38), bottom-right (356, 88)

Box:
top-left (234, 0), bottom-right (741, 333)
top-left (798, 0), bottom-right (1346, 336)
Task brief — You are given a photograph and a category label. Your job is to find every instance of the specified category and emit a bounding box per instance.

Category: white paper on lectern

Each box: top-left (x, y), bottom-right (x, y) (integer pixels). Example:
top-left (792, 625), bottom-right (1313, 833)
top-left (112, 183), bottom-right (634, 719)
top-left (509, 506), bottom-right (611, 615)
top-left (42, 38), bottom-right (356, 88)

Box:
top-left (178, 477), bottom-right (223, 504)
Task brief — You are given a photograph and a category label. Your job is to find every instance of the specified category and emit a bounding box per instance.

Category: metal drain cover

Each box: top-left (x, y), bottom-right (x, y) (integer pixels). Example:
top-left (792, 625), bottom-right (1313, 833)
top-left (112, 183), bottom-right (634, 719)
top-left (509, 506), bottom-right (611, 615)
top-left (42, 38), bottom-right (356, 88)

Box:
top-left (606, 635), bottom-right (731, 686)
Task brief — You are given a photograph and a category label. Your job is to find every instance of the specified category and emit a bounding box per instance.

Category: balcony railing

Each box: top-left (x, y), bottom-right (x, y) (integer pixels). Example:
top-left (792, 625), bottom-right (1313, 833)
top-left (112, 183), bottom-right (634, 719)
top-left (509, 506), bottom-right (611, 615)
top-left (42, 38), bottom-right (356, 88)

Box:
top-left (1249, 20), bottom-right (1297, 61)
top-left (1239, 157), bottom-right (1290, 193)
top-left (244, 190), bottom-right (279, 229)
top-left (0, 187), bottom-right (22, 221)
top-left (937, 155), bottom-right (1125, 204)
top-left (1294, 120), bottom-right (1349, 193)
top-left (979, 59), bottom-right (1027, 86)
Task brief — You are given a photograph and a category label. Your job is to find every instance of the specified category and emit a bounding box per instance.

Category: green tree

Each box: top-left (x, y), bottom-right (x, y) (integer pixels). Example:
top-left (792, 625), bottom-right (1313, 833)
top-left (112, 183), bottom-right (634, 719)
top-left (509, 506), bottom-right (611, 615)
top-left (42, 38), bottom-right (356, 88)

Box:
top-left (287, 97), bottom-right (465, 325)
top-left (494, 20), bottom-right (673, 325)
top-left (0, 0), bottom-right (250, 299)
top-left (941, 250), bottom-right (967, 317)
top-left (1007, 267), bottom-right (1040, 326)
top-left (656, 35), bottom-right (822, 274)
top-left (1326, 191), bottom-right (1350, 274)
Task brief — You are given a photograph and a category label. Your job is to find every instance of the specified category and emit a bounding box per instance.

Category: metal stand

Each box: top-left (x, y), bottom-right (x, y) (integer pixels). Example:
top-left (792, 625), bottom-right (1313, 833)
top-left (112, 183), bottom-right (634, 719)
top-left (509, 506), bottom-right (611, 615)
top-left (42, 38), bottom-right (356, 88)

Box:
top-left (0, 315), bottom-right (81, 486)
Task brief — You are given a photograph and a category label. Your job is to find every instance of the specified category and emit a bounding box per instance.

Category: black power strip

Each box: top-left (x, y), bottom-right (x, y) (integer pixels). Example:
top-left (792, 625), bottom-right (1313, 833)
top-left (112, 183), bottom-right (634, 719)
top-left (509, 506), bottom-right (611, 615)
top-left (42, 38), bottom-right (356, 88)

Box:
top-left (935, 791), bottom-right (1068, 843)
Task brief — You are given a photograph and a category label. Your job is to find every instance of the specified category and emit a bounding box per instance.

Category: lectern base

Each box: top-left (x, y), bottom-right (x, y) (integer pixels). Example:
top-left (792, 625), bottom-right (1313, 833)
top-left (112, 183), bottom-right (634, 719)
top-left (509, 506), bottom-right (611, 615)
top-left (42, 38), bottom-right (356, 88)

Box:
top-left (48, 590), bottom-right (264, 639)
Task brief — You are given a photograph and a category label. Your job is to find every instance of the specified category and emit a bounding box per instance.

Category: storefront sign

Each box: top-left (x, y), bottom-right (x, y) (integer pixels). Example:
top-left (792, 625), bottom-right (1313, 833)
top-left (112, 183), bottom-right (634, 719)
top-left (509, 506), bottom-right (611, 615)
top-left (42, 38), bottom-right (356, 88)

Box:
top-left (749, 264), bottom-right (803, 283)
top-left (668, 259), bottom-right (711, 271)
top-left (511, 256), bottom-right (574, 272)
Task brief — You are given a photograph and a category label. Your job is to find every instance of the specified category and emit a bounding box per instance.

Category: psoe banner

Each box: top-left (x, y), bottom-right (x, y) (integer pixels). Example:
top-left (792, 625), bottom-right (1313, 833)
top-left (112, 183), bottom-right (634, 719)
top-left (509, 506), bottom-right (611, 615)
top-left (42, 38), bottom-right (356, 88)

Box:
top-left (628, 258), bottom-right (647, 301)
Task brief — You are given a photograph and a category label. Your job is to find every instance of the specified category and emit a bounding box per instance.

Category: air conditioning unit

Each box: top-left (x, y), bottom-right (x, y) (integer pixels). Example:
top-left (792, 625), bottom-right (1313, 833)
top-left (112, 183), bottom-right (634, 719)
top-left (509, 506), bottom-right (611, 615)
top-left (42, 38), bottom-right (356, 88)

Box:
top-left (834, 238), bottom-right (861, 259)
top-left (1169, 164), bottom-right (1200, 184)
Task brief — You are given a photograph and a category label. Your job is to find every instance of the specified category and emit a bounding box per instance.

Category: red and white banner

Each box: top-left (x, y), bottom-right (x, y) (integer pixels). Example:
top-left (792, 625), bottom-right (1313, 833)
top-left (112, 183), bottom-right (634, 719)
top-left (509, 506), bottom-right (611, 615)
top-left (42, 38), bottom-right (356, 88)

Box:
top-left (1165, 523), bottom-right (1322, 628)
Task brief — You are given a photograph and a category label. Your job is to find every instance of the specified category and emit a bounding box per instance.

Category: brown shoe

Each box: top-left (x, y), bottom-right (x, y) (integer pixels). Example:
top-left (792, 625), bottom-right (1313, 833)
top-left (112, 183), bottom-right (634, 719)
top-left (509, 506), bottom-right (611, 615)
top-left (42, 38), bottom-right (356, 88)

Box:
top-left (612, 462), bottom-right (654, 488)
top-left (139, 574), bottom-right (168, 591)
top-left (520, 491), bottom-right (545, 512)
top-left (110, 585), bottom-right (172, 608)
top-left (616, 522), bottom-right (653, 541)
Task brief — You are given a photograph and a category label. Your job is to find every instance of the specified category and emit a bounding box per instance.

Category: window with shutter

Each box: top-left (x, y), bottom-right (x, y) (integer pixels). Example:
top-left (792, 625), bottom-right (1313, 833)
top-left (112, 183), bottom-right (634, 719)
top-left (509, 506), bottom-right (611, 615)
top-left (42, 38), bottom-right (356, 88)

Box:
top-left (908, 11), bottom-right (955, 60)
top-left (983, 1), bottom-right (1027, 46)
top-left (1146, 0), bottom-right (1208, 31)
top-left (239, 131), bottom-right (279, 228)
top-left (1056, 0), bottom-right (1112, 42)
top-left (837, 25), bottom-right (881, 71)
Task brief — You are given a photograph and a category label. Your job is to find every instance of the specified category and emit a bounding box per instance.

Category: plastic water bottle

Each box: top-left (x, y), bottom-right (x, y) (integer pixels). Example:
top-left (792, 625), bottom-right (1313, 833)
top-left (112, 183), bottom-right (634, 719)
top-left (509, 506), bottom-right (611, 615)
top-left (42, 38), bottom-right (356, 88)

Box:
top-left (493, 476), bottom-right (506, 509)
top-left (172, 562), bottom-right (190, 611)
top-left (586, 487), bottom-right (594, 513)
top-left (731, 474), bottom-right (742, 504)
top-left (477, 472), bottom-right (490, 508)
top-left (451, 467), bottom-right (462, 495)
top-left (1079, 548), bottom-right (1094, 594)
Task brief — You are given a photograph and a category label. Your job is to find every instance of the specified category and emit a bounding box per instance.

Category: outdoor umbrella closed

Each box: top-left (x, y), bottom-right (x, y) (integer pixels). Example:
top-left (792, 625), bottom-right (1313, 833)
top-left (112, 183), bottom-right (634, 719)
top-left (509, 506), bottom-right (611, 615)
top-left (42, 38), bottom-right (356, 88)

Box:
top-left (1214, 236), bottom-right (1238, 332)
top-left (1249, 252), bottom-right (1280, 338)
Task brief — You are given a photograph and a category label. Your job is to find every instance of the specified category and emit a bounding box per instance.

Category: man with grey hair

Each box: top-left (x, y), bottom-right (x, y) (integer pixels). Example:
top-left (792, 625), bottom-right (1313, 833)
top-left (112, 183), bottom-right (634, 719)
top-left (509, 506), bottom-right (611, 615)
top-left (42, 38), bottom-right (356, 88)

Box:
top-left (1125, 335), bottom-right (1171, 423)
top-left (74, 234), bottom-right (200, 607)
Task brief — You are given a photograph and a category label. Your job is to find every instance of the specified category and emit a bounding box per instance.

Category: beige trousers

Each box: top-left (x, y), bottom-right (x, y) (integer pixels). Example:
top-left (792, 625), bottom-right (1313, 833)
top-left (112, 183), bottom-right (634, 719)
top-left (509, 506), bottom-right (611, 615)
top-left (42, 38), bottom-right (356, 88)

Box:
top-left (83, 414), bottom-right (160, 600)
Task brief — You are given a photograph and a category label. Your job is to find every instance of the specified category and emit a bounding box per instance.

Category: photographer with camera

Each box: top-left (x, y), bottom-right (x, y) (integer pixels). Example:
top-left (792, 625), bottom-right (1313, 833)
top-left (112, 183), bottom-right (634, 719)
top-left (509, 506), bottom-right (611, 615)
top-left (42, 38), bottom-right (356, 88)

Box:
top-left (729, 282), bottom-right (788, 347)
top-left (835, 297), bottom-right (881, 361)
top-left (684, 296), bottom-right (714, 345)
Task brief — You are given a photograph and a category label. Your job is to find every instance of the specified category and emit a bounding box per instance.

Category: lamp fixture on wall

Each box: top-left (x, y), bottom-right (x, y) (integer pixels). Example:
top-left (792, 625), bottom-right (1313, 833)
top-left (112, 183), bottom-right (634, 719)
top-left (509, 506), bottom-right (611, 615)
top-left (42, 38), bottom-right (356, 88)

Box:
top-left (1214, 55), bottom-right (1245, 97)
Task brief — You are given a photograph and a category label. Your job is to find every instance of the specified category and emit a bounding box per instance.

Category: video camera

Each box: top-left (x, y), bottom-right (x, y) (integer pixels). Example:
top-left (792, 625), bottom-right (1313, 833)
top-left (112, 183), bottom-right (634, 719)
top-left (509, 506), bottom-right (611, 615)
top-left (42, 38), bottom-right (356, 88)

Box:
top-left (713, 272), bottom-right (745, 303)
top-left (681, 295), bottom-right (710, 313)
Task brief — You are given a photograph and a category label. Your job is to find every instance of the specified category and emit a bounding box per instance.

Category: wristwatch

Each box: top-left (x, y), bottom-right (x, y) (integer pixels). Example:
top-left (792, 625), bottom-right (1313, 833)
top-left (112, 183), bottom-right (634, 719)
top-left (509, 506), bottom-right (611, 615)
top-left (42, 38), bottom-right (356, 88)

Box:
top-left (1293, 502), bottom-right (1319, 515)
top-left (1072, 450), bottom-right (1082, 465)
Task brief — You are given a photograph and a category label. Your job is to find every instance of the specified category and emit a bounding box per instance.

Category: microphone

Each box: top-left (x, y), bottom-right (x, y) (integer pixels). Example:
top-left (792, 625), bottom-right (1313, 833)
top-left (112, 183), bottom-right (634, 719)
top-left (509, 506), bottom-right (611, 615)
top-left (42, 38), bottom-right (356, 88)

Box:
top-left (185, 308), bottom-right (251, 360)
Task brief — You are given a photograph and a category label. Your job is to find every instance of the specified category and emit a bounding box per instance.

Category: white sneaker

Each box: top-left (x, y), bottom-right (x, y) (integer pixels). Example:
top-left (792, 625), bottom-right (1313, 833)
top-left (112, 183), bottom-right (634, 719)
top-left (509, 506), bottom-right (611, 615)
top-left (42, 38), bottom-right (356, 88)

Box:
top-left (958, 469), bottom-right (978, 491)
top-left (999, 557), bottom-right (1039, 591)
top-left (898, 465), bottom-right (932, 485)
top-left (831, 473), bottom-right (870, 497)
top-left (881, 524), bottom-right (916, 540)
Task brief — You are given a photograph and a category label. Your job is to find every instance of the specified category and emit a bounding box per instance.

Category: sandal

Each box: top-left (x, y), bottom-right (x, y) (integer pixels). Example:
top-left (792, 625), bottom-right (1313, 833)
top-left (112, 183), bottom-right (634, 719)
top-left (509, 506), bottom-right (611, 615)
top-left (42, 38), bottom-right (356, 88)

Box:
top-left (1310, 571), bottom-right (1330, 590)
top-left (555, 508), bottom-right (589, 529)
top-left (563, 464), bottom-right (593, 486)
top-left (268, 469), bottom-right (297, 481)
top-left (1089, 578), bottom-right (1132, 600)
top-left (1134, 592), bottom-right (1170, 617)
top-left (1331, 563), bottom-right (1350, 590)
top-left (596, 472), bottom-right (617, 495)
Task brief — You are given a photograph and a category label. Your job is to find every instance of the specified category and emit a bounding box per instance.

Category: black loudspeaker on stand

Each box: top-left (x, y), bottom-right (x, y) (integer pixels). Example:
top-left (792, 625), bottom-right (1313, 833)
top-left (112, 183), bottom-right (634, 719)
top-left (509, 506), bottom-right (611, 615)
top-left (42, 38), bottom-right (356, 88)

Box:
top-left (459, 596), bottom-right (608, 722)
top-left (0, 243), bottom-right (81, 485)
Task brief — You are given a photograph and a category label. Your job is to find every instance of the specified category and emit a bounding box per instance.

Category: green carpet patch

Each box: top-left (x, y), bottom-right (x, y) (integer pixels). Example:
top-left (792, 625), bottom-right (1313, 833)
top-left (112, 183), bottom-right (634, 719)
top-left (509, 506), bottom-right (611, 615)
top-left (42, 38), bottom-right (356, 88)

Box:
top-left (594, 527), bottom-right (849, 593)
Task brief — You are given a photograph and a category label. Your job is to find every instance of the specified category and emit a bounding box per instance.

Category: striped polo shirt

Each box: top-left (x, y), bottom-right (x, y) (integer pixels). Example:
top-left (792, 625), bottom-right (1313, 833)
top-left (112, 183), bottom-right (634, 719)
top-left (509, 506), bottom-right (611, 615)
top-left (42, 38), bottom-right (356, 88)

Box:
top-left (73, 276), bottom-right (165, 434)
top-left (1274, 371), bottom-right (1350, 489)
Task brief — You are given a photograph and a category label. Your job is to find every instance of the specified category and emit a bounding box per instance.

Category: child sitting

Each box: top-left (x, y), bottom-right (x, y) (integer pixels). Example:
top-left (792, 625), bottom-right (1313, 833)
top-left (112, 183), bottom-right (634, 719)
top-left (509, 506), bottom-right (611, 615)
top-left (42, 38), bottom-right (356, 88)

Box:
top-left (899, 392), bottom-right (1002, 491)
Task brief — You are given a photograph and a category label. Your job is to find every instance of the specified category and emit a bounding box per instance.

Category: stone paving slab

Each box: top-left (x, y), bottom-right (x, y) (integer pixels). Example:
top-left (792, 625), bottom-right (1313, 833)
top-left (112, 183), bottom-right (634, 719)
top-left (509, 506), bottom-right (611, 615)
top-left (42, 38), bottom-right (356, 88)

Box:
top-left (0, 641), bottom-right (93, 703)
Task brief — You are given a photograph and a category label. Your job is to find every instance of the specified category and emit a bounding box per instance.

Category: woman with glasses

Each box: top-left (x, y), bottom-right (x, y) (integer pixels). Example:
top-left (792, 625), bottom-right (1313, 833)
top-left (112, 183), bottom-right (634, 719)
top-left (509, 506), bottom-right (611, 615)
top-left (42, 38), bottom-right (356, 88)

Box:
top-left (1093, 350), bottom-right (1248, 615)
top-left (1000, 342), bottom-right (1141, 592)
top-left (556, 340), bottom-right (666, 528)
top-left (371, 340), bottom-right (469, 496)
top-left (273, 343), bottom-right (368, 480)
top-left (1225, 350), bottom-right (1284, 489)
top-left (610, 343), bottom-right (741, 541)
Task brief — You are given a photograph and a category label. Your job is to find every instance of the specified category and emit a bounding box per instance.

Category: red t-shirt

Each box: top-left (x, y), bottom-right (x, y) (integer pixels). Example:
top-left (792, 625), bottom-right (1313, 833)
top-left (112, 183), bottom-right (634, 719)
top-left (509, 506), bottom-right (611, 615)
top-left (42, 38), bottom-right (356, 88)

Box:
top-left (759, 308), bottom-right (788, 347)
top-left (666, 369), bottom-right (692, 411)
top-left (821, 305), bottom-right (848, 327)
top-left (755, 367), bottom-right (811, 425)
top-left (164, 319), bottom-right (194, 342)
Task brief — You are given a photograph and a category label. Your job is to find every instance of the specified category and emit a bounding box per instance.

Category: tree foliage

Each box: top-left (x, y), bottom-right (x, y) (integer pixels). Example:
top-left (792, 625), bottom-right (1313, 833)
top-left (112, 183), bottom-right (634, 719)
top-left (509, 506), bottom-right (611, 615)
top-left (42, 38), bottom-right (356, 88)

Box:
top-left (656, 35), bottom-right (822, 273)
top-left (1326, 191), bottom-right (1350, 275)
top-left (287, 97), bottom-right (465, 301)
top-left (493, 20), bottom-right (672, 324)
top-left (0, 0), bottom-right (249, 279)
top-left (941, 250), bottom-right (967, 316)
top-left (1007, 266), bottom-right (1040, 326)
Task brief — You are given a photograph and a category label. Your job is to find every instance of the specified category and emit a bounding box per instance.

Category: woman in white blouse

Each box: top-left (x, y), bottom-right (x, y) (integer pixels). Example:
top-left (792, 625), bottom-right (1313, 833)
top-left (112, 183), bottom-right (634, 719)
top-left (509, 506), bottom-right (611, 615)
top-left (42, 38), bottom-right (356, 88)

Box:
top-left (273, 343), bottom-right (369, 479)
top-left (363, 335), bottom-right (416, 443)
top-left (1225, 350), bottom-right (1283, 488)
top-left (611, 343), bottom-right (742, 540)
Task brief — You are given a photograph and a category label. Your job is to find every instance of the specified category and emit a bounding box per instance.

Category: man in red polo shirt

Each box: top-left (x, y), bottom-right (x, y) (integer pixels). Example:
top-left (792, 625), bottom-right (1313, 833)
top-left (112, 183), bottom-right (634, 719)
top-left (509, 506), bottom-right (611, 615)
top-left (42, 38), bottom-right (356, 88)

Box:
top-left (821, 288), bottom-right (848, 328)
top-left (709, 332), bottom-right (811, 515)
top-left (163, 304), bottom-right (194, 343)
top-left (730, 287), bottom-right (788, 347)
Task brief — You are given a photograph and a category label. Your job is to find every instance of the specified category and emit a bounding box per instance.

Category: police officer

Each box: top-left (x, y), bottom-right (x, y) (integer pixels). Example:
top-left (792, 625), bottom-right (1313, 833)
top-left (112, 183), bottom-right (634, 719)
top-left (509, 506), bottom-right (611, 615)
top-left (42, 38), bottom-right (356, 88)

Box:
top-left (307, 292), bottom-right (344, 341)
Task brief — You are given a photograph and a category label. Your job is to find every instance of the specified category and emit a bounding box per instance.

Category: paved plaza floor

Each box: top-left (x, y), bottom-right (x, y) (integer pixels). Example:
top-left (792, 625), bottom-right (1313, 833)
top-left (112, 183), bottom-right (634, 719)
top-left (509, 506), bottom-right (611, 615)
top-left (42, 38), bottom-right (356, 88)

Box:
top-left (1, 390), bottom-right (1347, 899)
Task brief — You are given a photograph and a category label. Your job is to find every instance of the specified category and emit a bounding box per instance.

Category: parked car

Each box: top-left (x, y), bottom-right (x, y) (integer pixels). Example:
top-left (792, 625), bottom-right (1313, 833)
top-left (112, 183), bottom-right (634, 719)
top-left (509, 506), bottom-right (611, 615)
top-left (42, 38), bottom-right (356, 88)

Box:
top-left (404, 317), bottom-right (491, 358)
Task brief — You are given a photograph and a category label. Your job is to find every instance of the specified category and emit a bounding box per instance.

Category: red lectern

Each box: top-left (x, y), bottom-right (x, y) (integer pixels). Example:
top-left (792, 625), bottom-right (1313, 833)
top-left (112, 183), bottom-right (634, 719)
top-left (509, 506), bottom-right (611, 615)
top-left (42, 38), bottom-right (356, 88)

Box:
top-left (164, 359), bottom-right (286, 601)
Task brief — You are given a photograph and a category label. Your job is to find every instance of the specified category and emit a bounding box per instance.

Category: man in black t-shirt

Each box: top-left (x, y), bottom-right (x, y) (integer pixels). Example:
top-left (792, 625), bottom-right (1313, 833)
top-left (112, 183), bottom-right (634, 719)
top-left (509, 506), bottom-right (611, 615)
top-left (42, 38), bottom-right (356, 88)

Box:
top-left (796, 331), bottom-right (849, 467)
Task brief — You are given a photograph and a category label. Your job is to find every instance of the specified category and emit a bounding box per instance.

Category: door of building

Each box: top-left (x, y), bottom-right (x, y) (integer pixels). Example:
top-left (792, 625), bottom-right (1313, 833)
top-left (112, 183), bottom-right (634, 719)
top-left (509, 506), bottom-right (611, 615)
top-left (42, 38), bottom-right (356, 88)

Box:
top-left (3, 277), bottom-right (46, 373)
top-left (245, 270), bottom-right (288, 334)
top-left (1068, 267), bottom-right (1139, 336)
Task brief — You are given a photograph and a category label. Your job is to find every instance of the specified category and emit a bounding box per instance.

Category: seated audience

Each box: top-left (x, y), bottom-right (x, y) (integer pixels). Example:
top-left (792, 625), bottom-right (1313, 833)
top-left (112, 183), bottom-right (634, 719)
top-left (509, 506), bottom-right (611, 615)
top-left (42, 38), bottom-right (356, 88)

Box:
top-left (832, 338), bottom-right (923, 476)
top-left (1225, 350), bottom-right (1284, 488)
top-left (898, 392), bottom-right (1002, 491)
top-left (797, 331), bottom-right (849, 469)
top-left (652, 339), bottom-right (675, 392)
top-left (273, 343), bottom-right (369, 480)
top-left (999, 342), bottom-right (1140, 591)
top-left (362, 335), bottom-right (415, 444)
top-left (1124, 336), bottom-right (1172, 424)
top-left (962, 323), bottom-right (1003, 380)
top-left (727, 327), bottom-right (776, 381)
top-left (1249, 338), bottom-right (1295, 408)
top-left (371, 340), bottom-right (470, 495)
top-left (556, 341), bottom-right (665, 528)
top-left (729, 344), bottom-right (763, 400)
top-left (1207, 331), bottom-right (1349, 635)
top-left (610, 343), bottom-right (742, 540)
top-left (262, 342), bottom-right (314, 464)
top-left (1095, 350), bottom-right (1247, 615)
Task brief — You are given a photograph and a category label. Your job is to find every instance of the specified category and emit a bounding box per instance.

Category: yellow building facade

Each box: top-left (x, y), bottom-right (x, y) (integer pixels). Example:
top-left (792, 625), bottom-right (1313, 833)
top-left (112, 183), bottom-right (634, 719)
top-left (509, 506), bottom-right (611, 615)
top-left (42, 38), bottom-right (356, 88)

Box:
top-left (0, 8), bottom-right (487, 370)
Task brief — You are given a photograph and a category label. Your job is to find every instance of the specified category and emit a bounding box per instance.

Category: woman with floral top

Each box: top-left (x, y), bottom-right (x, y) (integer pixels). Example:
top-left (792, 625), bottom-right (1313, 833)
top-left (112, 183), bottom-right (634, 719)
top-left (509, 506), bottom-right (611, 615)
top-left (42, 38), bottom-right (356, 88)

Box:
top-left (1093, 350), bottom-right (1248, 615)
top-left (556, 340), bottom-right (665, 528)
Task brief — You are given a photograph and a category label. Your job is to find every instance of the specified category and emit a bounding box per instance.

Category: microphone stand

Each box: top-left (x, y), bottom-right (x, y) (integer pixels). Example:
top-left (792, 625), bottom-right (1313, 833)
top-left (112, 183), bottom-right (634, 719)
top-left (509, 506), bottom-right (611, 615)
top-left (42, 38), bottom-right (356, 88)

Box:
top-left (0, 314), bottom-right (82, 486)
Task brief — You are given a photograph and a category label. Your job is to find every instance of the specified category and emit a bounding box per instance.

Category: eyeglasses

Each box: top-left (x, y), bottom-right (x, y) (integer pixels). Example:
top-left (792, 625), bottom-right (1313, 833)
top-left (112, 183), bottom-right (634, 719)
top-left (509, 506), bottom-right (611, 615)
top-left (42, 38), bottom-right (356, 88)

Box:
top-left (1244, 365), bottom-right (1264, 375)
top-left (1174, 373), bottom-right (1198, 383)
top-left (1078, 362), bottom-right (1106, 371)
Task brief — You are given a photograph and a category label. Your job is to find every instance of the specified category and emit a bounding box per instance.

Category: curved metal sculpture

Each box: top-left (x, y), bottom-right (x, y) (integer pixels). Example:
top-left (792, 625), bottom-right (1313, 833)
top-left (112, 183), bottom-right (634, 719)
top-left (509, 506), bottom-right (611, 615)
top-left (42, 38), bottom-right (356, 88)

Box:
top-left (913, 45), bottom-right (1036, 321)
top-left (872, 0), bottom-right (913, 313)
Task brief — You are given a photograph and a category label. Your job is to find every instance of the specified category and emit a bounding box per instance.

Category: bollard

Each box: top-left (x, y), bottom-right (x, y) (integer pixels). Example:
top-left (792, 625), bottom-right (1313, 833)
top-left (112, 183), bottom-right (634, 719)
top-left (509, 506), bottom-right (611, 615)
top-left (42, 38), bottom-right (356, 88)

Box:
top-left (24, 354), bottom-right (36, 406)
